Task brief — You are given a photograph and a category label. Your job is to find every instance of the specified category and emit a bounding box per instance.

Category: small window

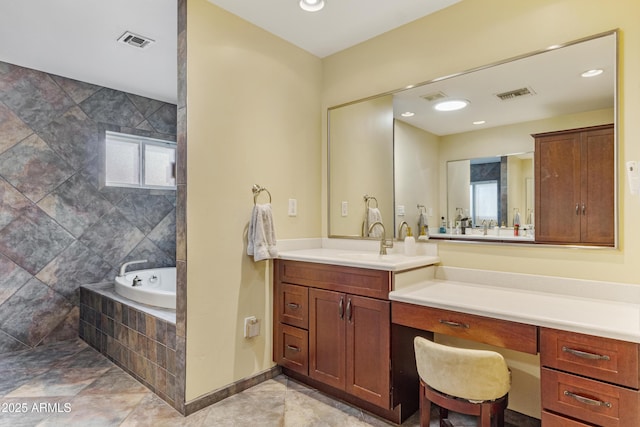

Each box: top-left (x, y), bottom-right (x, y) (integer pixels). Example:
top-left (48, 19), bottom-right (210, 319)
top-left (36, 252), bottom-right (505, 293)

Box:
top-left (470, 180), bottom-right (498, 225)
top-left (104, 131), bottom-right (176, 190)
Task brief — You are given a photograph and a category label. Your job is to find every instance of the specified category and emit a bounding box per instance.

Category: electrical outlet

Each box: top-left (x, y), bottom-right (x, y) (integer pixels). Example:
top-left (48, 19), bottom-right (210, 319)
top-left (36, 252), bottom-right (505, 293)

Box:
top-left (288, 199), bottom-right (297, 216)
top-left (397, 205), bottom-right (405, 216)
top-left (341, 201), bottom-right (348, 216)
top-left (244, 316), bottom-right (260, 338)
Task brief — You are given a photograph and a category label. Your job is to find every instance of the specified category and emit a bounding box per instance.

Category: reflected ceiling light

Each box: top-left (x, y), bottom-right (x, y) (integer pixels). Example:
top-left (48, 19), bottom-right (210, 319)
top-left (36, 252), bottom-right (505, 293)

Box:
top-left (401, 111), bottom-right (415, 117)
top-left (299, 0), bottom-right (325, 12)
top-left (434, 99), bottom-right (469, 112)
top-left (581, 69), bottom-right (604, 77)
top-left (473, 120), bottom-right (486, 125)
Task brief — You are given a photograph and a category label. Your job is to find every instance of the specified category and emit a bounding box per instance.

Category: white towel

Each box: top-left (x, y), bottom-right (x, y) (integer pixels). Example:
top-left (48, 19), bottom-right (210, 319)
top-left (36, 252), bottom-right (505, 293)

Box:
top-left (247, 203), bottom-right (278, 262)
top-left (418, 212), bottom-right (428, 236)
top-left (366, 207), bottom-right (384, 238)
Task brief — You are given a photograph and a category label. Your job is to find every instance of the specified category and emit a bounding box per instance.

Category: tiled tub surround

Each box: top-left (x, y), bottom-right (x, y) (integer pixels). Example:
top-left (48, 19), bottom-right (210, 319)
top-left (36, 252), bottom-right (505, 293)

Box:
top-left (0, 60), bottom-right (177, 355)
top-left (79, 283), bottom-right (179, 408)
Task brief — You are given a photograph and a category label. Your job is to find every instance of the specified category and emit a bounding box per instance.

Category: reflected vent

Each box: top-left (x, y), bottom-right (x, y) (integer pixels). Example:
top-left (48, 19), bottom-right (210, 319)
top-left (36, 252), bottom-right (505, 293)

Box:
top-left (420, 91), bottom-right (447, 102)
top-left (117, 31), bottom-right (155, 49)
top-left (495, 87), bottom-right (535, 101)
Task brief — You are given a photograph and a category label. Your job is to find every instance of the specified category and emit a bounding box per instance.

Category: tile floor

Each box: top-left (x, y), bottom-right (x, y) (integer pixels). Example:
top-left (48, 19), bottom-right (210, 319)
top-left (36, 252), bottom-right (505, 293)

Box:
top-left (0, 339), bottom-right (531, 426)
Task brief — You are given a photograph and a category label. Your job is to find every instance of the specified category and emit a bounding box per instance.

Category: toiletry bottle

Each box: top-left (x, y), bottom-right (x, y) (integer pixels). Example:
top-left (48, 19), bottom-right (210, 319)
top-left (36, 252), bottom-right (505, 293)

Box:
top-left (404, 227), bottom-right (416, 256)
top-left (439, 217), bottom-right (446, 234)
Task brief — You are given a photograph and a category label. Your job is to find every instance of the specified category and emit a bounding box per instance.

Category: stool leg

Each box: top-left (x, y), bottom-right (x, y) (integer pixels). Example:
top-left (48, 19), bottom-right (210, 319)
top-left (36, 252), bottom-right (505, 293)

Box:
top-left (479, 403), bottom-right (491, 427)
top-left (439, 406), bottom-right (450, 427)
top-left (420, 382), bottom-right (431, 427)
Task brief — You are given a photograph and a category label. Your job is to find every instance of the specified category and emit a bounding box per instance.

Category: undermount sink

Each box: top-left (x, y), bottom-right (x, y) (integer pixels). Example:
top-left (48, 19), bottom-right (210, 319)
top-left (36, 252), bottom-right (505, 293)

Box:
top-left (276, 248), bottom-right (440, 271)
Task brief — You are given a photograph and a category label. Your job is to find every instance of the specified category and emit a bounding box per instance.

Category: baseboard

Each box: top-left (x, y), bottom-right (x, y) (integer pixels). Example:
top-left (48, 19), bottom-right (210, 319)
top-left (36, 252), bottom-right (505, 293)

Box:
top-left (183, 366), bottom-right (282, 416)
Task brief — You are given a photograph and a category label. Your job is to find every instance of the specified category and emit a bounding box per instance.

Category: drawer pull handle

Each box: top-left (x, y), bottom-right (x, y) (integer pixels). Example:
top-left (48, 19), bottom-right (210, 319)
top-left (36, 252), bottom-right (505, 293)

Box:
top-left (287, 303), bottom-right (300, 309)
top-left (439, 319), bottom-right (469, 329)
top-left (564, 390), bottom-right (612, 408)
top-left (286, 345), bottom-right (301, 352)
top-left (339, 298), bottom-right (344, 319)
top-left (346, 298), bottom-right (352, 322)
top-left (562, 346), bottom-right (611, 361)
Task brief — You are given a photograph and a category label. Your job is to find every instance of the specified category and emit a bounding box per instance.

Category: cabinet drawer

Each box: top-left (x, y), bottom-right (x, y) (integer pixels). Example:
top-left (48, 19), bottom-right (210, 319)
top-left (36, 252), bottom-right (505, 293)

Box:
top-left (276, 324), bottom-right (308, 376)
top-left (541, 368), bottom-right (640, 427)
top-left (541, 410), bottom-right (592, 426)
top-left (391, 302), bottom-right (537, 354)
top-left (540, 328), bottom-right (640, 389)
top-left (278, 259), bottom-right (391, 299)
top-left (277, 283), bottom-right (308, 329)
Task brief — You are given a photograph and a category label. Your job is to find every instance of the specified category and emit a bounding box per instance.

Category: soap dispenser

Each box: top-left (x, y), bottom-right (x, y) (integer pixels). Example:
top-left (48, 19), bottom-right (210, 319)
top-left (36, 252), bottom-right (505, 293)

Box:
top-left (404, 227), bottom-right (416, 256)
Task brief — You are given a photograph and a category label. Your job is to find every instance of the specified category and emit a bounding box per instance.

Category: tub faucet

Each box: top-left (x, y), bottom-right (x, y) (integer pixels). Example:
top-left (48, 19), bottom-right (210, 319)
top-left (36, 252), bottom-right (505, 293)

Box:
top-left (132, 276), bottom-right (143, 287)
top-left (368, 221), bottom-right (393, 255)
top-left (119, 259), bottom-right (148, 277)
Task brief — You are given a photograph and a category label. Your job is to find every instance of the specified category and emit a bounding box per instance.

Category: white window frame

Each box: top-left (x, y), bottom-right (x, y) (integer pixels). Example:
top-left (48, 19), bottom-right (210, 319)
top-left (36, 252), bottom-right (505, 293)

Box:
top-left (104, 131), bottom-right (177, 190)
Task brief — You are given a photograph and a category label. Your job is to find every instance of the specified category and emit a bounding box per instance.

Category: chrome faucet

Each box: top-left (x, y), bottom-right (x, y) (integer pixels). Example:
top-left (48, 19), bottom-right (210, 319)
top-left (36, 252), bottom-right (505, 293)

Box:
top-left (132, 276), bottom-right (143, 287)
top-left (398, 221), bottom-right (409, 240)
top-left (368, 221), bottom-right (393, 255)
top-left (118, 259), bottom-right (148, 277)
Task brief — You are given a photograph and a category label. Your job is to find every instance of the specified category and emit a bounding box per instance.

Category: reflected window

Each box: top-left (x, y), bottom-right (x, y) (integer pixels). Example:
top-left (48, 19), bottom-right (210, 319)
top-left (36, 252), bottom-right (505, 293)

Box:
top-left (470, 181), bottom-right (498, 225)
top-left (105, 131), bottom-right (176, 189)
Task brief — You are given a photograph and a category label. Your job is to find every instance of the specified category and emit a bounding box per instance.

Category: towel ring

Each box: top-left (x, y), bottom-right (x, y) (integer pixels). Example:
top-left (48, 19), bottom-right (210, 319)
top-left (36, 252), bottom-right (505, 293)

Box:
top-left (252, 184), bottom-right (272, 205)
top-left (364, 194), bottom-right (378, 209)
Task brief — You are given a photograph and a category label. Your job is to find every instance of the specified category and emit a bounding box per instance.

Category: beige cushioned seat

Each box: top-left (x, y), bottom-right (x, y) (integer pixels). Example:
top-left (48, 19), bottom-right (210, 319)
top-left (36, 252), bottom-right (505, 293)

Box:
top-left (414, 336), bottom-right (510, 401)
top-left (414, 336), bottom-right (511, 427)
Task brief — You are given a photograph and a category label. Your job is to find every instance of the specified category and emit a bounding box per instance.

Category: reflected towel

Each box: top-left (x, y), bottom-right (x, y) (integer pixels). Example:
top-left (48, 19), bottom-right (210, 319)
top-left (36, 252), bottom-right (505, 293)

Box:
top-left (418, 212), bottom-right (429, 236)
top-left (247, 203), bottom-right (278, 262)
top-left (366, 207), bottom-right (384, 238)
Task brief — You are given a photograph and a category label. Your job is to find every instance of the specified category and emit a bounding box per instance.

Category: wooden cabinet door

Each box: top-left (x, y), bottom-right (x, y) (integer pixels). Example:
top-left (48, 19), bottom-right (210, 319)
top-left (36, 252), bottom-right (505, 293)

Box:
top-left (581, 127), bottom-right (614, 244)
top-left (309, 288), bottom-right (346, 389)
top-left (535, 131), bottom-right (582, 243)
top-left (345, 295), bottom-right (390, 408)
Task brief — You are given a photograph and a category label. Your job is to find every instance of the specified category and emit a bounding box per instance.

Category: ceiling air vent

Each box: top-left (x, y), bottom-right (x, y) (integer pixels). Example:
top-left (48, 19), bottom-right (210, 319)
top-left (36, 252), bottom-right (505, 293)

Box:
top-left (421, 91), bottom-right (447, 102)
top-left (495, 87), bottom-right (536, 101)
top-left (117, 31), bottom-right (155, 49)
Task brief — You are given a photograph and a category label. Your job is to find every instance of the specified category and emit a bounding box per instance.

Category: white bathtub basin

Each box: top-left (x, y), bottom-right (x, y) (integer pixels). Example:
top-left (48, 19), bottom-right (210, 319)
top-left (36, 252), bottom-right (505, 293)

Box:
top-left (114, 267), bottom-right (176, 309)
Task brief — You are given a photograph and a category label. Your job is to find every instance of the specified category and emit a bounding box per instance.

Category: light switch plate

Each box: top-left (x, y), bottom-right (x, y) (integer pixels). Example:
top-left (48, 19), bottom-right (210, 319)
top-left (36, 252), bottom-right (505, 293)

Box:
top-left (341, 201), bottom-right (348, 216)
top-left (288, 199), bottom-right (297, 216)
top-left (244, 316), bottom-right (260, 338)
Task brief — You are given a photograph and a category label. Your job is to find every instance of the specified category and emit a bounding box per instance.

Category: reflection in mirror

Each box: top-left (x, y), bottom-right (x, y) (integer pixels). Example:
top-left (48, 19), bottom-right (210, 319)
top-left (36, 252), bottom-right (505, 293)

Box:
top-left (328, 95), bottom-right (394, 237)
top-left (446, 153), bottom-right (533, 236)
top-left (328, 30), bottom-right (617, 246)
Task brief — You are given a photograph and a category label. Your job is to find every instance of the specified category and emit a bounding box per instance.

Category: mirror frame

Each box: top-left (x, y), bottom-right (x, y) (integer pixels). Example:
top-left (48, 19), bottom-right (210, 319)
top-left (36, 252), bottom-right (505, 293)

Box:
top-left (327, 29), bottom-right (619, 248)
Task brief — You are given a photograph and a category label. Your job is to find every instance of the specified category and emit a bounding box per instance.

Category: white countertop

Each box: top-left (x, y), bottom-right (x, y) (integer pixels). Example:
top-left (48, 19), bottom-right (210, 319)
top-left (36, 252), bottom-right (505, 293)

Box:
top-left (390, 268), bottom-right (640, 344)
top-left (278, 248), bottom-right (440, 271)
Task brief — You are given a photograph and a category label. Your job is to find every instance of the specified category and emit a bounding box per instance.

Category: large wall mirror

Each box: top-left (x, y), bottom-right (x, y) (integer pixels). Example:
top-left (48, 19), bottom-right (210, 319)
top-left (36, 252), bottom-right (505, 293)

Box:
top-left (328, 30), bottom-right (617, 247)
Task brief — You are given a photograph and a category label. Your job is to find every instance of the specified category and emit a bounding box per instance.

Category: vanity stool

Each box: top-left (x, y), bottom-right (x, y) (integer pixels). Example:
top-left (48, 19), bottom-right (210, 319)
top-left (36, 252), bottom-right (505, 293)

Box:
top-left (413, 337), bottom-right (511, 427)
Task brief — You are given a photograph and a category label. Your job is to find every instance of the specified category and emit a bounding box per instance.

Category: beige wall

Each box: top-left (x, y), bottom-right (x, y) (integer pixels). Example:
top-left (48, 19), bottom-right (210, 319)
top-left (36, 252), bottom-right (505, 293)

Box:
top-left (394, 120), bottom-right (440, 235)
top-left (323, 0), bottom-right (640, 283)
top-left (185, 0), bottom-right (322, 400)
top-left (329, 96), bottom-right (394, 237)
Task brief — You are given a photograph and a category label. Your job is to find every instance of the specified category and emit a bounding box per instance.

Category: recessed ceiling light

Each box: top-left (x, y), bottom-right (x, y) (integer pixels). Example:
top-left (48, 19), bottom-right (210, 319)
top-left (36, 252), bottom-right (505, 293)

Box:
top-left (401, 112), bottom-right (415, 117)
top-left (581, 69), bottom-right (604, 78)
top-left (299, 0), bottom-right (325, 12)
top-left (434, 99), bottom-right (469, 112)
top-left (473, 120), bottom-right (486, 125)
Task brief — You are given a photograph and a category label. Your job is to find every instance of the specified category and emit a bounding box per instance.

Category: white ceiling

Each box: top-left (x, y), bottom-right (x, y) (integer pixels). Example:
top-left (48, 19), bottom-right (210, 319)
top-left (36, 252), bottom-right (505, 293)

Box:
top-left (0, 0), bottom-right (460, 105)
top-left (0, 0), bottom-right (177, 103)
top-left (207, 0), bottom-right (462, 58)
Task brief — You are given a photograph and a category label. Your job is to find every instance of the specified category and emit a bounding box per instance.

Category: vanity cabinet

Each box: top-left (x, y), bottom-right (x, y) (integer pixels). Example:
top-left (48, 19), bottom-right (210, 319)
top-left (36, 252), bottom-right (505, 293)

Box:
top-left (309, 288), bottom-right (390, 408)
top-left (273, 259), bottom-right (419, 423)
top-left (534, 124), bottom-right (614, 246)
top-left (540, 328), bottom-right (640, 426)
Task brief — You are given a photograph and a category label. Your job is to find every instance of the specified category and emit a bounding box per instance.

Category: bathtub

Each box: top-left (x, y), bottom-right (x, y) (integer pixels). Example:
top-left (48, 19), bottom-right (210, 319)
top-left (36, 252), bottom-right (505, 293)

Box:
top-left (114, 267), bottom-right (176, 309)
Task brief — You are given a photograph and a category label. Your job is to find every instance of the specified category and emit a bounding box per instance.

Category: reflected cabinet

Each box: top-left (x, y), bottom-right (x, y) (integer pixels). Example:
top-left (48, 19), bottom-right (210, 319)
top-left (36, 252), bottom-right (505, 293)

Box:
top-left (534, 124), bottom-right (614, 246)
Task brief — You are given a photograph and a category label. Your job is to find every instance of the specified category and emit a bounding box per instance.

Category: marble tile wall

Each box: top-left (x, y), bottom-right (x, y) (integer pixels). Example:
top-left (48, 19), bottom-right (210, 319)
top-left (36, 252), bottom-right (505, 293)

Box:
top-left (78, 286), bottom-right (178, 408)
top-left (0, 61), bottom-right (177, 355)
